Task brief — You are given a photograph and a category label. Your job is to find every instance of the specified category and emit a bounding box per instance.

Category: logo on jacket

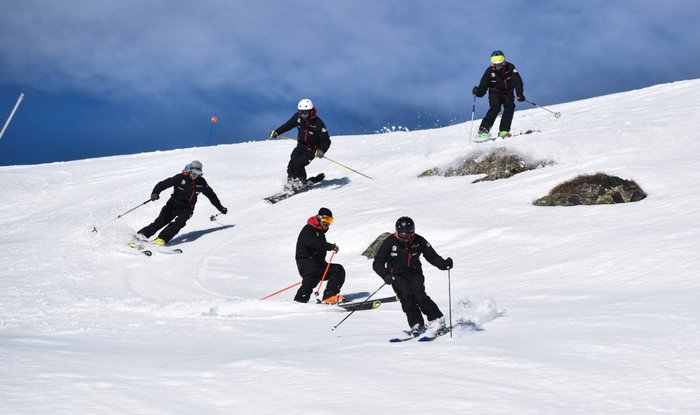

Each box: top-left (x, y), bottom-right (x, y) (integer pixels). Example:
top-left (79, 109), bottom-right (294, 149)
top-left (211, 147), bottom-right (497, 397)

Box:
top-left (391, 245), bottom-right (397, 252)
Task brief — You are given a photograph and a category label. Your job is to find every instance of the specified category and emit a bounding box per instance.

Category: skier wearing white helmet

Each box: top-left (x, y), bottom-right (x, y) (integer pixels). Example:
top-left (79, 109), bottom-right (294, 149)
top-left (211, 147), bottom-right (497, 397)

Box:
top-left (269, 98), bottom-right (331, 192)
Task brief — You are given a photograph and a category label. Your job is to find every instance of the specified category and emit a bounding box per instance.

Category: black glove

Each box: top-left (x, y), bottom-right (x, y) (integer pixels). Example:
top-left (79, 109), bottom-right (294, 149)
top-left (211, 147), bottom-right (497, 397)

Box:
top-left (150, 193), bottom-right (159, 201)
top-left (219, 206), bottom-right (228, 215)
top-left (269, 130), bottom-right (278, 139)
top-left (382, 273), bottom-right (395, 285)
top-left (444, 257), bottom-right (453, 270)
top-left (517, 95), bottom-right (526, 102)
top-left (315, 149), bottom-right (325, 159)
top-left (472, 86), bottom-right (479, 96)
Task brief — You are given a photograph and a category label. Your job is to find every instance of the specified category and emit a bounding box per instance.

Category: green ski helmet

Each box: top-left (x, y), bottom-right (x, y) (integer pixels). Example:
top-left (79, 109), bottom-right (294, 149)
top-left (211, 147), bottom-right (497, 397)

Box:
top-left (490, 50), bottom-right (505, 65)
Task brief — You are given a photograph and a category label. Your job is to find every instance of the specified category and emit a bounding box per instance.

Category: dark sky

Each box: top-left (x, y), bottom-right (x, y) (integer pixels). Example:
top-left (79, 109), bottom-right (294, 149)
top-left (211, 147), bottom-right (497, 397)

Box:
top-left (1, 0), bottom-right (699, 166)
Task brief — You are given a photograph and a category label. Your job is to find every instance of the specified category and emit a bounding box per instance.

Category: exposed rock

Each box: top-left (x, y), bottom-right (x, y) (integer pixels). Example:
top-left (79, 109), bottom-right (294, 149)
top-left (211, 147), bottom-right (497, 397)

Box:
top-left (419, 148), bottom-right (553, 182)
top-left (534, 173), bottom-right (647, 206)
top-left (362, 232), bottom-right (392, 259)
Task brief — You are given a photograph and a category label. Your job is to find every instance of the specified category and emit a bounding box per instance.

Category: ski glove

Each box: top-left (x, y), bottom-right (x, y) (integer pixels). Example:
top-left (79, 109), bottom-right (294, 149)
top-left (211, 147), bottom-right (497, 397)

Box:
top-left (315, 149), bottom-right (325, 158)
top-left (332, 243), bottom-right (339, 253)
top-left (382, 273), bottom-right (395, 285)
top-left (219, 206), bottom-right (228, 215)
top-left (438, 258), bottom-right (454, 271)
top-left (150, 193), bottom-right (160, 201)
top-left (444, 257), bottom-right (453, 270)
top-left (269, 130), bottom-right (278, 139)
top-left (517, 95), bottom-right (526, 102)
top-left (472, 86), bottom-right (479, 96)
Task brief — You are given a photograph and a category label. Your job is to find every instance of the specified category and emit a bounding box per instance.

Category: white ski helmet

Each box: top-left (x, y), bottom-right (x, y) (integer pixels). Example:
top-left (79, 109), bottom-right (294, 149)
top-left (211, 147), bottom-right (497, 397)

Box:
top-left (297, 99), bottom-right (314, 111)
top-left (186, 160), bottom-right (203, 175)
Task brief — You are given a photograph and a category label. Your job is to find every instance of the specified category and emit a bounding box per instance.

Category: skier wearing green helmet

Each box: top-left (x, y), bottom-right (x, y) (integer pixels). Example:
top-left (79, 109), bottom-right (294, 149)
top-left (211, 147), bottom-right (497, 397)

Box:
top-left (472, 50), bottom-right (525, 139)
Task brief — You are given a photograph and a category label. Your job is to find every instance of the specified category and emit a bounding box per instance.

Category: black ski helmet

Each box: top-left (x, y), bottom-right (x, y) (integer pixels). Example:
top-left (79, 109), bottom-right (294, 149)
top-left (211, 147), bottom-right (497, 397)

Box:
top-left (395, 216), bottom-right (415, 235)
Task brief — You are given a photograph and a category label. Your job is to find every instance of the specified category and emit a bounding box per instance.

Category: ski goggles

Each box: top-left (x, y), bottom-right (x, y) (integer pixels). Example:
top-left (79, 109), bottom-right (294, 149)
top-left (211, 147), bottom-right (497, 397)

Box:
top-left (397, 232), bottom-right (415, 241)
top-left (298, 109), bottom-right (312, 118)
top-left (490, 55), bottom-right (505, 65)
top-left (319, 215), bottom-right (334, 225)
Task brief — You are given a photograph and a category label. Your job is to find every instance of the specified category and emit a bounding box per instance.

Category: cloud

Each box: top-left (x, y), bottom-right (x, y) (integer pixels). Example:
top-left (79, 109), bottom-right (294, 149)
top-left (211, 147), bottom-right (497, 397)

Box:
top-left (2, 0), bottom-right (700, 164)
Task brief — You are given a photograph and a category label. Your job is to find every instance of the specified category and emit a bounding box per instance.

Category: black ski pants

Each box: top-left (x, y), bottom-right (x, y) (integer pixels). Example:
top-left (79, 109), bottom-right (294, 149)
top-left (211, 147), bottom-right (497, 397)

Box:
top-left (479, 92), bottom-right (516, 133)
top-left (391, 273), bottom-right (443, 328)
top-left (294, 263), bottom-right (345, 303)
top-left (138, 201), bottom-right (193, 243)
top-left (287, 147), bottom-right (314, 182)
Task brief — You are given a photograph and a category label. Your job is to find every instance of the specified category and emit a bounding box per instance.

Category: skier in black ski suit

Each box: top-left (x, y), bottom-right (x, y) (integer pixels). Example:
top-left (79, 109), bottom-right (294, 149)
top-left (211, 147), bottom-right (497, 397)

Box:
top-left (473, 50), bottom-right (525, 138)
top-left (294, 207), bottom-right (345, 304)
top-left (137, 160), bottom-right (227, 246)
top-left (269, 98), bottom-right (331, 191)
top-left (372, 217), bottom-right (453, 335)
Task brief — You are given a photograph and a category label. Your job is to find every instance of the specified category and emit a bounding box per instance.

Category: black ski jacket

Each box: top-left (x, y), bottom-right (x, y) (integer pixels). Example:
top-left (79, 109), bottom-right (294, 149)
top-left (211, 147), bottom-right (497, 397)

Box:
top-left (152, 172), bottom-right (224, 211)
top-left (475, 62), bottom-right (524, 97)
top-left (295, 216), bottom-right (335, 275)
top-left (372, 233), bottom-right (450, 278)
top-left (275, 108), bottom-right (331, 154)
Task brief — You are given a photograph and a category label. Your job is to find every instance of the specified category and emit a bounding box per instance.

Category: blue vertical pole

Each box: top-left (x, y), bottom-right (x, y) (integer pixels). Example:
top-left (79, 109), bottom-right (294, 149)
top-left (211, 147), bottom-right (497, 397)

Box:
top-left (207, 115), bottom-right (217, 146)
top-left (207, 122), bottom-right (214, 146)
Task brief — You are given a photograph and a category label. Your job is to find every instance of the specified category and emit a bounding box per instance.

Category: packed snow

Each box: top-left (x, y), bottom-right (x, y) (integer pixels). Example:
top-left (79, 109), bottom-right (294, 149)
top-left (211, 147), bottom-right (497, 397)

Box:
top-left (2, 80), bottom-right (699, 414)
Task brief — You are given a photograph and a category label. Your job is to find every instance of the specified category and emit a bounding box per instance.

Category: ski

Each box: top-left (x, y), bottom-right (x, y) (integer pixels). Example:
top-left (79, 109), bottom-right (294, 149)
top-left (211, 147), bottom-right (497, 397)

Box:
top-left (264, 173), bottom-right (325, 204)
top-left (474, 129), bottom-right (540, 143)
top-left (389, 326), bottom-right (427, 343)
top-left (390, 320), bottom-right (481, 343)
top-left (128, 241), bottom-right (182, 255)
top-left (337, 295), bottom-right (399, 312)
top-left (389, 335), bottom-right (420, 343)
top-left (417, 326), bottom-right (451, 341)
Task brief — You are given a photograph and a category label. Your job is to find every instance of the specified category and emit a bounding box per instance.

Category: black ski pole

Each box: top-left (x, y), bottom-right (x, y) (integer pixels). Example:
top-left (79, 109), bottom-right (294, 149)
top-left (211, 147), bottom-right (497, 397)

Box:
top-left (117, 199), bottom-right (152, 219)
top-left (525, 100), bottom-right (561, 118)
top-left (92, 199), bottom-right (152, 233)
top-left (448, 269), bottom-right (453, 338)
top-left (331, 283), bottom-right (387, 331)
top-left (469, 94), bottom-right (477, 144)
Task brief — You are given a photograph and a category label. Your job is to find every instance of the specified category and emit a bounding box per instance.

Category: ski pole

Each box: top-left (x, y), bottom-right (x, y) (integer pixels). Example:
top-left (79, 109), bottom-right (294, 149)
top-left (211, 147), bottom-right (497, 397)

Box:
top-left (117, 199), bottom-right (152, 219)
top-left (314, 251), bottom-right (336, 299)
top-left (322, 155), bottom-right (373, 180)
top-left (448, 268), bottom-right (453, 338)
top-left (92, 199), bottom-right (152, 232)
top-left (331, 283), bottom-right (387, 331)
top-left (469, 94), bottom-right (476, 145)
top-left (260, 280), bottom-right (302, 301)
top-left (525, 100), bottom-right (561, 118)
top-left (276, 135), bottom-right (373, 180)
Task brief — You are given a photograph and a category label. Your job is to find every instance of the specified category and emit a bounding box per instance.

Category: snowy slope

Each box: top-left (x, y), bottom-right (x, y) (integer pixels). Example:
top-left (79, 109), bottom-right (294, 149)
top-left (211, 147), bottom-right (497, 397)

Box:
top-left (1, 80), bottom-right (700, 414)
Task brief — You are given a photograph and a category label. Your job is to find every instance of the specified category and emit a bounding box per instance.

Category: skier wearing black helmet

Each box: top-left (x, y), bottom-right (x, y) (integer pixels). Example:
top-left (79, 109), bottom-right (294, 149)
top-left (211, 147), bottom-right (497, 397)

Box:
top-left (472, 50), bottom-right (525, 139)
top-left (269, 98), bottom-right (331, 193)
top-left (372, 216), bottom-right (453, 336)
top-left (136, 160), bottom-right (227, 246)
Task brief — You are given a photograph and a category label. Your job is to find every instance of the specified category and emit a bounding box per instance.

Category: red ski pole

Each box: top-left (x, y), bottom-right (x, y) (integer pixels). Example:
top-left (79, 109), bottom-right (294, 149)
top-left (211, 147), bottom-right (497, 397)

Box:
top-left (260, 281), bottom-right (302, 301)
top-left (314, 251), bottom-right (336, 299)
